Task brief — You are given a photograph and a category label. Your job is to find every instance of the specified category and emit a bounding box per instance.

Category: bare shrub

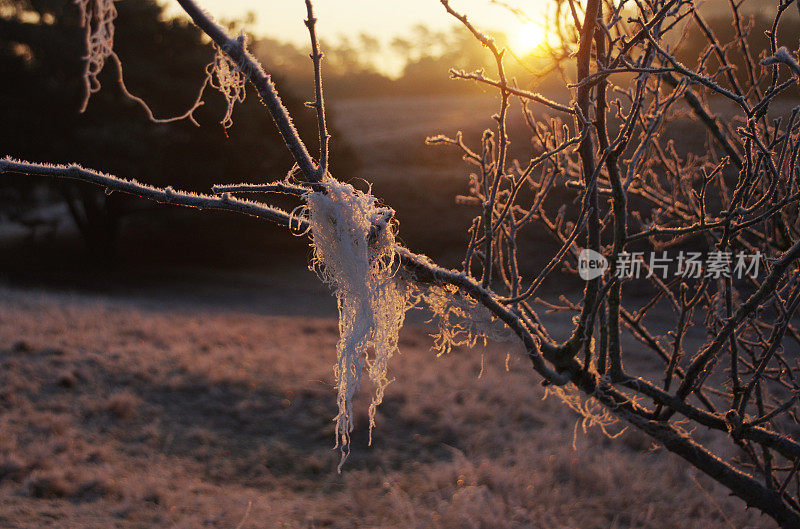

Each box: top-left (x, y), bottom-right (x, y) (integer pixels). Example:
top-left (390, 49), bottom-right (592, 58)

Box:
top-left (103, 389), bottom-right (143, 421)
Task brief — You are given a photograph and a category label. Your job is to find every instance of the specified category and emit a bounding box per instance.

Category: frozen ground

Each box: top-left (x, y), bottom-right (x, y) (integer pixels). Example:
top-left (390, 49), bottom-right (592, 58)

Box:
top-left (0, 284), bottom-right (772, 528)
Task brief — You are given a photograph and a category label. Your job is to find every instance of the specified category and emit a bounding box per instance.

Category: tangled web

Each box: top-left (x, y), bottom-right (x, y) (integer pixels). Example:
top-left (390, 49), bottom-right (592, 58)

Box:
top-left (303, 178), bottom-right (522, 469)
top-left (305, 178), bottom-right (409, 470)
top-left (73, 0), bottom-right (246, 127)
top-left (543, 383), bottom-right (625, 449)
top-left (75, 0), bottom-right (117, 111)
top-left (206, 43), bottom-right (247, 129)
top-left (73, 0), bottom-right (211, 124)
top-left (415, 284), bottom-right (513, 356)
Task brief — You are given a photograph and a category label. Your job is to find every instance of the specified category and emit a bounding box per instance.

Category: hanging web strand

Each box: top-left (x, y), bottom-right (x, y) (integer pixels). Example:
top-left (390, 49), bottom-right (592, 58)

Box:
top-left (206, 42), bottom-right (248, 129)
top-left (75, 0), bottom-right (116, 112)
top-left (74, 0), bottom-right (210, 125)
top-left (306, 178), bottom-right (408, 471)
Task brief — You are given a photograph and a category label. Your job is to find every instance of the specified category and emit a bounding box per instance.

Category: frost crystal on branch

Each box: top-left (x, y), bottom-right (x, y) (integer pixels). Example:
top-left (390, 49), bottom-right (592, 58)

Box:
top-left (305, 178), bottom-right (408, 470)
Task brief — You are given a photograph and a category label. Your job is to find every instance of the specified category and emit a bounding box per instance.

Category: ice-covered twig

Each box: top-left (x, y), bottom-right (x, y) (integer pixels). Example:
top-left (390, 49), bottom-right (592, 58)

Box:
top-left (448, 69), bottom-right (575, 115)
top-left (212, 182), bottom-right (309, 196)
top-left (0, 158), bottom-right (303, 230)
top-left (304, 0), bottom-right (330, 179)
top-left (762, 47), bottom-right (800, 78)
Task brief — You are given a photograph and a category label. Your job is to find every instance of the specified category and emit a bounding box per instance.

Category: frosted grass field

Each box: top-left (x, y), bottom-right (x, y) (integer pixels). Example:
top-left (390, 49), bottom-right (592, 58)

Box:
top-left (0, 284), bottom-right (769, 528)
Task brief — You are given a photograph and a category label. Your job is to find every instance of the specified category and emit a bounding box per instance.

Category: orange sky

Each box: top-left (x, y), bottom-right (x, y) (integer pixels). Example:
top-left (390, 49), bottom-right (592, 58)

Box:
top-left (166, 0), bottom-right (547, 72)
top-left (181, 0), bottom-right (541, 41)
top-left (163, 1), bottom-right (793, 76)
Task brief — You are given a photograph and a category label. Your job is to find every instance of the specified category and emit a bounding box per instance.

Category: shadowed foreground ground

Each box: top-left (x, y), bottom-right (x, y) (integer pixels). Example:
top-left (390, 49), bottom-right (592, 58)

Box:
top-left (0, 285), bottom-right (772, 528)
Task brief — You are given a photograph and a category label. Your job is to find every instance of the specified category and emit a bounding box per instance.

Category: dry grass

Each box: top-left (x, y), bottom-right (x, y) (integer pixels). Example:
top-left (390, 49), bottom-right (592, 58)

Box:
top-left (0, 284), bottom-right (774, 528)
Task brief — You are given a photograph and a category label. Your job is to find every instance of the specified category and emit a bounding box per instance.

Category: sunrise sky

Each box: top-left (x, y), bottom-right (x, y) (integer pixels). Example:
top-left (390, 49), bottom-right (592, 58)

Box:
top-left (192, 0), bottom-right (542, 42)
top-left (161, 1), bottom-right (774, 76)
top-left (167, 0), bottom-right (549, 70)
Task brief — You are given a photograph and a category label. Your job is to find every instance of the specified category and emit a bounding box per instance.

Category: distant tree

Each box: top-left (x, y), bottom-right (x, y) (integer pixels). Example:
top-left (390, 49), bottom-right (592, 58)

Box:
top-left (254, 35), bottom-right (395, 99)
top-left (389, 36), bottom-right (413, 59)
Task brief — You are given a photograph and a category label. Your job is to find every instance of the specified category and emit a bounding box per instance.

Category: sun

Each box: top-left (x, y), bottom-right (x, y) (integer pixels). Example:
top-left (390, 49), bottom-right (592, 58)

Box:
top-left (511, 22), bottom-right (552, 55)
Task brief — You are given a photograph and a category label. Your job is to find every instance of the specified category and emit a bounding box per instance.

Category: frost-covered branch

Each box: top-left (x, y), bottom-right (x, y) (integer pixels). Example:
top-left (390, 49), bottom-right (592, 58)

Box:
top-left (762, 47), bottom-right (800, 78)
top-left (448, 69), bottom-right (575, 115)
top-left (212, 182), bottom-right (309, 197)
top-left (304, 0), bottom-right (329, 179)
top-left (0, 158), bottom-right (304, 230)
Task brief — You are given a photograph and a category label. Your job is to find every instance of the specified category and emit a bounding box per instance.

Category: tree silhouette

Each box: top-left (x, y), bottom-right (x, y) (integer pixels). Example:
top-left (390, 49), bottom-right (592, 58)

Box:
top-left (0, 0), bottom-right (357, 259)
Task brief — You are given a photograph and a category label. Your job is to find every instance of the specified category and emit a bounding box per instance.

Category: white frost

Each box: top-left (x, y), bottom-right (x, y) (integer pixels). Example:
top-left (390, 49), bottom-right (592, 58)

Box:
top-left (306, 178), bottom-right (408, 470)
top-left (75, 0), bottom-right (117, 111)
top-left (305, 178), bottom-right (515, 470)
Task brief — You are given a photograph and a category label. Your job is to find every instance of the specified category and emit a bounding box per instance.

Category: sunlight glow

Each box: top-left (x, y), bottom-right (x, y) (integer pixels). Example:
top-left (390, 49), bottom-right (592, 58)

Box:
top-left (511, 22), bottom-right (553, 56)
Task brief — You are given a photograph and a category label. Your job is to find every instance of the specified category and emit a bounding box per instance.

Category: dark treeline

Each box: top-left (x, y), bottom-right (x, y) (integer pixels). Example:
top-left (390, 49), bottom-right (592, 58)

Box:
top-left (0, 0), bottom-right (358, 272)
top-left (254, 10), bottom-right (800, 100)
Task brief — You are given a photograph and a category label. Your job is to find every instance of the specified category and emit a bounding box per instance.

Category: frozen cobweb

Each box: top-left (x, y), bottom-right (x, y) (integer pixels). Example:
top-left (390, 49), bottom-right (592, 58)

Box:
top-left (302, 177), bottom-right (519, 469)
top-left (206, 43), bottom-right (247, 129)
top-left (73, 0), bottom-right (247, 127)
top-left (304, 178), bottom-right (409, 470)
top-left (75, 0), bottom-right (117, 111)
